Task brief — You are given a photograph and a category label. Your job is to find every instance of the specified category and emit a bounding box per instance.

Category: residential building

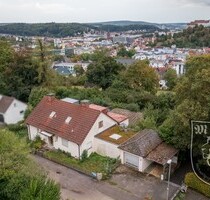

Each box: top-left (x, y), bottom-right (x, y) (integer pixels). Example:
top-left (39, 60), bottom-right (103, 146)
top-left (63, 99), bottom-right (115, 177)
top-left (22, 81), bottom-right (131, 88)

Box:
top-left (25, 96), bottom-right (117, 158)
top-left (0, 95), bottom-right (27, 124)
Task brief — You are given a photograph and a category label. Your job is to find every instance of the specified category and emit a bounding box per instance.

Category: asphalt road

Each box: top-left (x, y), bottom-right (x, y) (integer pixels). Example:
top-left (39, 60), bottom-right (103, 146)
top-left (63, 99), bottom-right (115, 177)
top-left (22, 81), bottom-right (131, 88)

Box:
top-left (33, 155), bottom-right (179, 200)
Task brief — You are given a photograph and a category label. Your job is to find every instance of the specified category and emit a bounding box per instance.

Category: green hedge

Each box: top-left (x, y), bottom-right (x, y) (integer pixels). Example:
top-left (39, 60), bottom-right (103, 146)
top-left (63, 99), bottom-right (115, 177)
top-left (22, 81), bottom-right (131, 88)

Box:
top-left (185, 172), bottom-right (210, 198)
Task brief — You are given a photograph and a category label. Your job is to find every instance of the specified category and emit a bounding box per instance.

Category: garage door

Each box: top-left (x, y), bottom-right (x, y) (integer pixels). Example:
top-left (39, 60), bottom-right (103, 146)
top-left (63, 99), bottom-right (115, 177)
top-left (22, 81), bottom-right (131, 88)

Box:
top-left (124, 152), bottom-right (139, 169)
top-left (0, 114), bottom-right (4, 123)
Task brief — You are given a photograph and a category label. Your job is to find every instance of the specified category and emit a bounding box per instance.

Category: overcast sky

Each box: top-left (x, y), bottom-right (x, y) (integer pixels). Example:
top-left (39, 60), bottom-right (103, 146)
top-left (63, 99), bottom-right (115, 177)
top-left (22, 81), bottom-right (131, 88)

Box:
top-left (0, 0), bottom-right (209, 23)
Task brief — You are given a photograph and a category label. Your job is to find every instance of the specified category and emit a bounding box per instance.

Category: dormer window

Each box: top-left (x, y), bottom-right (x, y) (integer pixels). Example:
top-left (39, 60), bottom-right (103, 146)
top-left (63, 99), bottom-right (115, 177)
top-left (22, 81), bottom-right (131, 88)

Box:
top-left (49, 111), bottom-right (56, 119)
top-left (65, 116), bottom-right (72, 124)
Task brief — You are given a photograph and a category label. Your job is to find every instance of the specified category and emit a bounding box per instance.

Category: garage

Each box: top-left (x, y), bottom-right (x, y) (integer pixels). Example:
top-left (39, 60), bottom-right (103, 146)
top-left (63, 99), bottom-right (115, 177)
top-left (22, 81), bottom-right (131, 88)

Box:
top-left (124, 152), bottom-right (139, 169)
top-left (0, 114), bottom-right (4, 123)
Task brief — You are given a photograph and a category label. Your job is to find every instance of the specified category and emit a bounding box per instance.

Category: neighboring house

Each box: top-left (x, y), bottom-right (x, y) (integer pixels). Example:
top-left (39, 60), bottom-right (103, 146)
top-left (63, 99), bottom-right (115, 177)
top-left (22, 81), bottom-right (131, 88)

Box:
top-left (25, 96), bottom-right (116, 158)
top-left (113, 36), bottom-right (134, 44)
top-left (119, 129), bottom-right (178, 174)
top-left (0, 95), bottom-right (27, 124)
top-left (110, 108), bottom-right (143, 126)
top-left (168, 59), bottom-right (185, 75)
top-left (115, 58), bottom-right (136, 67)
top-left (52, 62), bottom-right (90, 76)
top-left (88, 104), bottom-right (129, 127)
top-left (187, 20), bottom-right (210, 28)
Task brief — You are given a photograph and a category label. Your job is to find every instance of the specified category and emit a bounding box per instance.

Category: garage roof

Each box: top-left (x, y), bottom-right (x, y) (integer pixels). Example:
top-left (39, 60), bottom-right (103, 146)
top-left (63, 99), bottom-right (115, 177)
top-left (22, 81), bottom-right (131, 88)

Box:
top-left (119, 129), bottom-right (162, 157)
top-left (146, 142), bottom-right (179, 165)
top-left (119, 129), bottom-right (178, 164)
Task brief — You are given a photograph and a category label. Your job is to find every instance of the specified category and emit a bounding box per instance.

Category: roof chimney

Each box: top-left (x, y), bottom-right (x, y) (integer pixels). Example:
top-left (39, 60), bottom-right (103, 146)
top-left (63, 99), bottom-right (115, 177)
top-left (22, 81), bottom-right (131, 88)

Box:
top-left (46, 93), bottom-right (55, 104)
top-left (80, 99), bottom-right (90, 107)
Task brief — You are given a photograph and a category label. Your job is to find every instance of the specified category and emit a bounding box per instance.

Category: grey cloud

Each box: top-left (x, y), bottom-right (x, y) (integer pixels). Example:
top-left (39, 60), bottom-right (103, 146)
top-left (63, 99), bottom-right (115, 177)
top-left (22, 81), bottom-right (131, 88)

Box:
top-left (184, 0), bottom-right (210, 6)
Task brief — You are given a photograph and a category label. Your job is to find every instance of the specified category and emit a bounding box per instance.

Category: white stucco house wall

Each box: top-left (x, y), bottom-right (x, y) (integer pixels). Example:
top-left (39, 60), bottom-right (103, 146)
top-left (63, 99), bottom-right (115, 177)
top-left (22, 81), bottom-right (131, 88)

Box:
top-left (93, 125), bottom-right (136, 159)
top-left (0, 95), bottom-right (27, 124)
top-left (93, 137), bottom-right (120, 159)
top-left (26, 96), bottom-right (117, 159)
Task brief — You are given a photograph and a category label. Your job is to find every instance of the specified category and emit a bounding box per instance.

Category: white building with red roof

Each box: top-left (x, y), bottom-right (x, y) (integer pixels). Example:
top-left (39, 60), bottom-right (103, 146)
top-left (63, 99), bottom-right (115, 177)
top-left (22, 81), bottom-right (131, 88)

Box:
top-left (25, 96), bottom-right (117, 158)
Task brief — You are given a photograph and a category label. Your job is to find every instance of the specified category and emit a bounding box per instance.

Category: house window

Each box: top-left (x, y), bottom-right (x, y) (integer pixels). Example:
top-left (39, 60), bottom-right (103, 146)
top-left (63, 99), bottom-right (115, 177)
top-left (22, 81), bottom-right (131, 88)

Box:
top-left (98, 121), bottom-right (103, 128)
top-left (62, 138), bottom-right (68, 147)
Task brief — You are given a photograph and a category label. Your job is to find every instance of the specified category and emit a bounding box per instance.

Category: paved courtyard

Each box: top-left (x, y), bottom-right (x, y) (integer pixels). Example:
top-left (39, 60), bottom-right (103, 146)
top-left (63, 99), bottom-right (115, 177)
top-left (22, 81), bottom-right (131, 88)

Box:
top-left (33, 155), bottom-right (179, 200)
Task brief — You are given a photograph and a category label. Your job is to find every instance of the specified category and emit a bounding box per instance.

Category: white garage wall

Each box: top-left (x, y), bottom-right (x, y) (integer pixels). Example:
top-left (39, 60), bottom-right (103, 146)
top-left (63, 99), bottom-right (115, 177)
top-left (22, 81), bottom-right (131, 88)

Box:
top-left (93, 138), bottom-right (120, 158)
top-left (139, 157), bottom-right (153, 172)
top-left (120, 150), bottom-right (153, 172)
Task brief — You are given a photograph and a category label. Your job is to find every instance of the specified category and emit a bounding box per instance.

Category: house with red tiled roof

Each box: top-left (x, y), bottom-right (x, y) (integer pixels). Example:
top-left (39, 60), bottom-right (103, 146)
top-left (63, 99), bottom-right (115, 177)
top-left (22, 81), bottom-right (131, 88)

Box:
top-left (0, 94), bottom-right (27, 124)
top-left (88, 104), bottom-right (129, 127)
top-left (25, 96), bottom-right (117, 158)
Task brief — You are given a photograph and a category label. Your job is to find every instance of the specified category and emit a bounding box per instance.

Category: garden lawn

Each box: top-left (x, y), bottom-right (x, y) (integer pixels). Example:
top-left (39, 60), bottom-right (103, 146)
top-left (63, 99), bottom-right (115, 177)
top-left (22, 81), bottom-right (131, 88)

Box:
top-left (44, 150), bottom-right (119, 178)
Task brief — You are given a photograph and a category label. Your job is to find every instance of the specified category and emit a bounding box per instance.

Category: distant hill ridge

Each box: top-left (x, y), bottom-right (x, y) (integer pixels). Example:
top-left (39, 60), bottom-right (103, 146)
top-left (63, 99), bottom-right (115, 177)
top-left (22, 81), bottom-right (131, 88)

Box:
top-left (0, 21), bottom-right (187, 37)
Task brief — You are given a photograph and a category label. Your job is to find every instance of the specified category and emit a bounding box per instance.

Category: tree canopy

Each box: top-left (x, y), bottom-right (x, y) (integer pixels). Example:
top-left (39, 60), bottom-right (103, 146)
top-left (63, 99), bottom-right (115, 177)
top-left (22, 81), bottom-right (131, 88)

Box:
top-left (0, 23), bottom-right (160, 37)
top-left (0, 39), bottom-right (68, 102)
top-left (153, 25), bottom-right (210, 48)
top-left (159, 55), bottom-right (210, 150)
top-left (163, 68), bottom-right (178, 90)
top-left (123, 60), bottom-right (159, 93)
top-left (86, 55), bottom-right (124, 89)
top-left (0, 129), bottom-right (60, 200)
top-left (117, 46), bottom-right (136, 58)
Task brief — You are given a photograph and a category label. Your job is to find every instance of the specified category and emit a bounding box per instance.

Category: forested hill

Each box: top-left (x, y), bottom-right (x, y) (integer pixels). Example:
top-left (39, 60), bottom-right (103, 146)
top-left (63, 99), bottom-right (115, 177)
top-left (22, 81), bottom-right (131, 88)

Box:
top-left (0, 22), bottom-right (160, 37)
top-left (0, 23), bottom-right (93, 37)
top-left (95, 24), bottom-right (160, 32)
top-left (154, 25), bottom-right (210, 48)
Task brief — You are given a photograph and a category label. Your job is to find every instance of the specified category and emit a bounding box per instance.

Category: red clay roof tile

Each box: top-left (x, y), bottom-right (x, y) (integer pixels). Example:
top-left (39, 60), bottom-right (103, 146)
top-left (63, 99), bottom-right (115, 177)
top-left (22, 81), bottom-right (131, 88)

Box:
top-left (25, 96), bottom-right (101, 145)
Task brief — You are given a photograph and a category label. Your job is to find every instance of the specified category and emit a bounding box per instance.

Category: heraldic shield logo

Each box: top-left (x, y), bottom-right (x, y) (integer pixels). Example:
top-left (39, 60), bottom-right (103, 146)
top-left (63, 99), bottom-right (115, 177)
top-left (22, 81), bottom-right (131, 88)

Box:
top-left (191, 120), bottom-right (210, 185)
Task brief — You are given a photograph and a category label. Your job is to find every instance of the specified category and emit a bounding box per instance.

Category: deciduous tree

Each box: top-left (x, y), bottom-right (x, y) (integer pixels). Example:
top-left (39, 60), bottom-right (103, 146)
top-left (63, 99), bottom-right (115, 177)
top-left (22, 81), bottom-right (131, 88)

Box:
top-left (159, 55), bottom-right (210, 150)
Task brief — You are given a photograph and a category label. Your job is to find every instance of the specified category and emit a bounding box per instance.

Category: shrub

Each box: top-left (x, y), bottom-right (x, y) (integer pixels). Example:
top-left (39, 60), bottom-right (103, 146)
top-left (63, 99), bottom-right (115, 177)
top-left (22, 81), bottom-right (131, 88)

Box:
top-left (124, 103), bottom-right (139, 112)
top-left (81, 150), bottom-right (88, 162)
top-left (7, 123), bottom-right (28, 138)
top-left (185, 172), bottom-right (210, 198)
top-left (7, 123), bottom-right (25, 132)
top-left (30, 136), bottom-right (45, 151)
top-left (57, 148), bottom-right (71, 157)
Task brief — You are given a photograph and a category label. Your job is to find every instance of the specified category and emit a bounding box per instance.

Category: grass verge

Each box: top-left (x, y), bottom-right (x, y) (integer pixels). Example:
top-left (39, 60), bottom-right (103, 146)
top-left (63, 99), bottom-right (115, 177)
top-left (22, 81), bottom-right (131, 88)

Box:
top-left (43, 150), bottom-right (119, 179)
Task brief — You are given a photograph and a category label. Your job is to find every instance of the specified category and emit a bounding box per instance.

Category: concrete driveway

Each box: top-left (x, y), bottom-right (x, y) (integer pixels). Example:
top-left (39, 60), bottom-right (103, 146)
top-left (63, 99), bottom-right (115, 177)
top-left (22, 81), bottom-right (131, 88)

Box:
top-left (33, 155), bottom-right (179, 200)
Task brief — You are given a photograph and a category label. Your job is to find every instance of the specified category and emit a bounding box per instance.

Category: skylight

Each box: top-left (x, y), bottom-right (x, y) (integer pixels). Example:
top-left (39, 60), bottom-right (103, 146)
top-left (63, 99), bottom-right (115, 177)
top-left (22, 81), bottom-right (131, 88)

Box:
top-left (49, 111), bottom-right (56, 119)
top-left (109, 134), bottom-right (122, 140)
top-left (65, 116), bottom-right (72, 124)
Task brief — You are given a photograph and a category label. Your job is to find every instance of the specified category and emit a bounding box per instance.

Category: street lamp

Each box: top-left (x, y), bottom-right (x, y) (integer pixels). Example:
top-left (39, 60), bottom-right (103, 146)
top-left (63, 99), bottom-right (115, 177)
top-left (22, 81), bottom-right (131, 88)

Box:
top-left (166, 159), bottom-right (172, 200)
